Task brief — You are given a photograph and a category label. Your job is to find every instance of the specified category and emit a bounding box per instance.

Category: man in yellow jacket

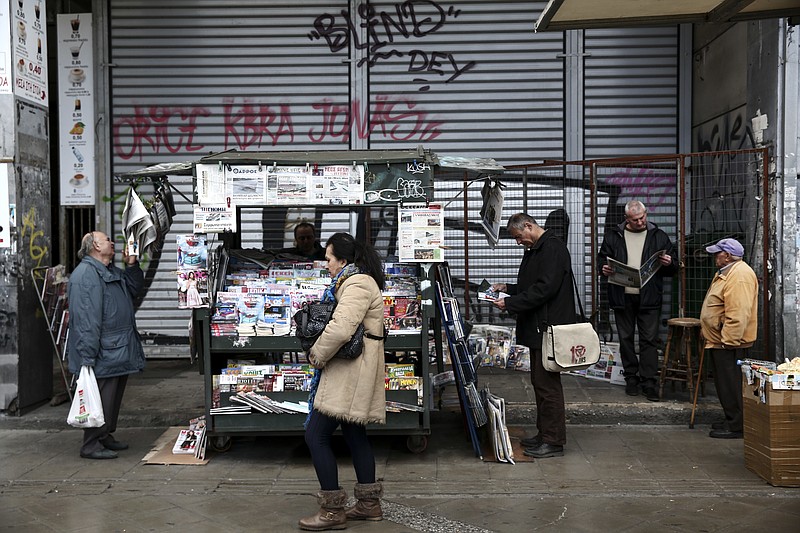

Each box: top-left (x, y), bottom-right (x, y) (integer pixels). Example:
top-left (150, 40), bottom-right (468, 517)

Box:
top-left (699, 238), bottom-right (758, 439)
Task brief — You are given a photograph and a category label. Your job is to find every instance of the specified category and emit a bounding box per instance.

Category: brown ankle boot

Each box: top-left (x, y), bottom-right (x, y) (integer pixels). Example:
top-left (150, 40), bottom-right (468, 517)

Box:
top-left (344, 482), bottom-right (383, 521)
top-left (298, 488), bottom-right (348, 531)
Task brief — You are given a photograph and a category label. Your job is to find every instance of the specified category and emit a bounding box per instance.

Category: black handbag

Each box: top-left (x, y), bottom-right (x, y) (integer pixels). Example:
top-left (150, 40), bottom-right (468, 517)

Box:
top-left (294, 301), bottom-right (381, 359)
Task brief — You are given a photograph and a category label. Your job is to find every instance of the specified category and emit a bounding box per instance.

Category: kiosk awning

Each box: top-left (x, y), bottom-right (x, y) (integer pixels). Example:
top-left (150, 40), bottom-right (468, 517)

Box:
top-left (535, 0), bottom-right (800, 32)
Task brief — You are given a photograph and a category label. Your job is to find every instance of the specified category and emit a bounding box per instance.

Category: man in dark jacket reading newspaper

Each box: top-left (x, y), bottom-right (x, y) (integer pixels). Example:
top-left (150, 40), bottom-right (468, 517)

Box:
top-left (491, 213), bottom-right (575, 458)
top-left (67, 231), bottom-right (145, 459)
top-left (598, 201), bottom-right (677, 401)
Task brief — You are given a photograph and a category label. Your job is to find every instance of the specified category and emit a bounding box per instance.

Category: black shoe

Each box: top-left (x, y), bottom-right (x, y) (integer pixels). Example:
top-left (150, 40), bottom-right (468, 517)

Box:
top-left (80, 449), bottom-right (118, 460)
top-left (523, 443), bottom-right (564, 458)
top-left (711, 421), bottom-right (726, 430)
top-left (625, 380), bottom-right (640, 396)
top-left (520, 434), bottom-right (543, 448)
top-left (709, 429), bottom-right (743, 439)
top-left (642, 386), bottom-right (660, 402)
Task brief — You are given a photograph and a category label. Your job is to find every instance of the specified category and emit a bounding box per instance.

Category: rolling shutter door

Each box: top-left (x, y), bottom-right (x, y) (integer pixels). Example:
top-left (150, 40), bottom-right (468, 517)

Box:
top-left (365, 1), bottom-right (565, 307)
top-left (584, 26), bottom-right (679, 158)
top-left (584, 27), bottom-right (680, 330)
top-left (109, 1), bottom-right (351, 354)
top-left (367, 0), bottom-right (564, 165)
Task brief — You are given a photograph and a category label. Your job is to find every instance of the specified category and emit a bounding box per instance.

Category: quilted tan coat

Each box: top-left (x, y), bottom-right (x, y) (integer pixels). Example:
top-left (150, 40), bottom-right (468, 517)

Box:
top-left (309, 273), bottom-right (386, 425)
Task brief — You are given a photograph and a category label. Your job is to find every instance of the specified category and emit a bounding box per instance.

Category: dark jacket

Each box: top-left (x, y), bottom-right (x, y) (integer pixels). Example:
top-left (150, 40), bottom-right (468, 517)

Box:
top-left (597, 220), bottom-right (678, 310)
top-left (505, 230), bottom-right (576, 348)
top-left (66, 256), bottom-right (145, 378)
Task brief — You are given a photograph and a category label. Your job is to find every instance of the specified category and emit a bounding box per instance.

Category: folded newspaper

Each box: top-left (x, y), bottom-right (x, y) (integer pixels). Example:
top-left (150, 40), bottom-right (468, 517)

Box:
top-left (606, 250), bottom-right (665, 289)
top-left (482, 387), bottom-right (514, 464)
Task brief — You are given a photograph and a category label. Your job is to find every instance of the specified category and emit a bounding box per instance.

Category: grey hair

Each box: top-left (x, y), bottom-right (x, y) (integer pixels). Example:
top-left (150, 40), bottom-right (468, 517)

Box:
top-left (625, 200), bottom-right (647, 215)
top-left (77, 232), bottom-right (95, 260)
top-left (507, 213), bottom-right (538, 231)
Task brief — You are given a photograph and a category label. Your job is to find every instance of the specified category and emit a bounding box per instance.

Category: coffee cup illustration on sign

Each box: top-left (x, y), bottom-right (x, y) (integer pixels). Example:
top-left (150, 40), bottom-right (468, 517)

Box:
top-left (71, 17), bottom-right (81, 32)
top-left (18, 22), bottom-right (26, 42)
top-left (70, 44), bottom-right (82, 59)
top-left (71, 174), bottom-right (88, 187)
top-left (69, 68), bottom-right (86, 84)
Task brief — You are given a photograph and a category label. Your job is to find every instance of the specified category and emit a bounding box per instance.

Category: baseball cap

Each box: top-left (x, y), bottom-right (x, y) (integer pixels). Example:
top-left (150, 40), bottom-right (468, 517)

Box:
top-left (706, 238), bottom-right (744, 256)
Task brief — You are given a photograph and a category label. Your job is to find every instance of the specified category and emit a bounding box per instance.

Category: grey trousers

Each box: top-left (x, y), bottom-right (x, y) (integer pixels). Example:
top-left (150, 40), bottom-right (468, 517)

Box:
top-left (81, 374), bottom-right (128, 455)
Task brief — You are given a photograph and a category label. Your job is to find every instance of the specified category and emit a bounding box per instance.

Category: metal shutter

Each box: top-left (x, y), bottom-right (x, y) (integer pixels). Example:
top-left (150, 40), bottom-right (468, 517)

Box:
top-left (367, 0), bottom-right (564, 165)
top-left (584, 27), bottom-right (679, 159)
top-left (109, 0), bottom-right (351, 354)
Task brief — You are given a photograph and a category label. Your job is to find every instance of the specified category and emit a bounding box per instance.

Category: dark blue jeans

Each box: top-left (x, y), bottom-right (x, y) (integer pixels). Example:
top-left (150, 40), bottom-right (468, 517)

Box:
top-left (304, 410), bottom-right (376, 491)
top-left (614, 294), bottom-right (661, 387)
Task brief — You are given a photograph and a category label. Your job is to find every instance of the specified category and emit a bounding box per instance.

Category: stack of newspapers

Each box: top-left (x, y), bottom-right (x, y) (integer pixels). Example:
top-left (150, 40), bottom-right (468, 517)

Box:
top-left (482, 387), bottom-right (514, 464)
top-left (229, 392), bottom-right (309, 414)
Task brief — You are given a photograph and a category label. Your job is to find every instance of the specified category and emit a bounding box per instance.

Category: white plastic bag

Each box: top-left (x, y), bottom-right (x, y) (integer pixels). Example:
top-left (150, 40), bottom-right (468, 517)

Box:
top-left (67, 366), bottom-right (105, 428)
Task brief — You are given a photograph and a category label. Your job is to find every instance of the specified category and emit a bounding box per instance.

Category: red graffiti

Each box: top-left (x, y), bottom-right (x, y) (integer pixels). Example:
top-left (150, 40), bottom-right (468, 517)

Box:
top-left (309, 95), bottom-right (442, 143)
top-left (113, 106), bottom-right (209, 160)
top-left (113, 96), bottom-right (443, 161)
top-left (223, 98), bottom-right (295, 150)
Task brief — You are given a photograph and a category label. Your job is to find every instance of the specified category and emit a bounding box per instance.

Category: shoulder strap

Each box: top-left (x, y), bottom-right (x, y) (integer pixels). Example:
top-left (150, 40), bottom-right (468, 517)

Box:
top-left (572, 272), bottom-right (588, 322)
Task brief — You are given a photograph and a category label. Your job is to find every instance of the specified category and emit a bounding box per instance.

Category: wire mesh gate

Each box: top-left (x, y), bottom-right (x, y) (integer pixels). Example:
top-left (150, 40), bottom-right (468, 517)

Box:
top-left (441, 148), bottom-right (771, 359)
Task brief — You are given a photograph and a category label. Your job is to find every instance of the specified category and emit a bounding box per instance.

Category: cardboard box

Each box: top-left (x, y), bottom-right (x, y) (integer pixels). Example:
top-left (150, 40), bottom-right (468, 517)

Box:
top-left (742, 373), bottom-right (800, 487)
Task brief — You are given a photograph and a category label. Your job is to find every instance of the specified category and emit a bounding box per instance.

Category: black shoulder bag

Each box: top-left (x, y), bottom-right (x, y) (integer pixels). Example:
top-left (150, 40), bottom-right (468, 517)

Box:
top-left (294, 301), bottom-right (384, 359)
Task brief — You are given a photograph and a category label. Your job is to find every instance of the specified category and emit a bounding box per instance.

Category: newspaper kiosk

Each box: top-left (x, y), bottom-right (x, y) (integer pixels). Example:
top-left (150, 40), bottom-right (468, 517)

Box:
top-left (189, 148), bottom-right (442, 453)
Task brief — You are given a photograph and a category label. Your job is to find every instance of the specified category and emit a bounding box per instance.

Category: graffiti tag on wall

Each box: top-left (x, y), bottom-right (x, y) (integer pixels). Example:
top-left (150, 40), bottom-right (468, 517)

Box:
top-left (113, 96), bottom-right (443, 161)
top-left (20, 207), bottom-right (48, 273)
top-left (308, 1), bottom-right (476, 91)
top-left (692, 110), bottom-right (758, 236)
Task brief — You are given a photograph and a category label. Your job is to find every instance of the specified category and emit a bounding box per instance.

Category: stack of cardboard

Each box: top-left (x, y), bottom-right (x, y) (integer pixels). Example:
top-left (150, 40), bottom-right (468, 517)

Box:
top-left (742, 367), bottom-right (800, 487)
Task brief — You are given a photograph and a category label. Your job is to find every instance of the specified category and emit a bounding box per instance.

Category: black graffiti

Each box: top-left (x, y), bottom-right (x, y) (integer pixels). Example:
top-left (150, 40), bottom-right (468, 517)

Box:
top-left (693, 111), bottom-right (759, 235)
top-left (695, 111), bottom-right (755, 153)
top-left (308, 1), bottom-right (475, 91)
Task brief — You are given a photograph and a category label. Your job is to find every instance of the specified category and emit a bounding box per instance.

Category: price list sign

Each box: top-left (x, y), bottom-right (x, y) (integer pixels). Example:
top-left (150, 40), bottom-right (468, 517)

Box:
top-left (57, 13), bottom-right (95, 205)
top-left (12, 0), bottom-right (48, 106)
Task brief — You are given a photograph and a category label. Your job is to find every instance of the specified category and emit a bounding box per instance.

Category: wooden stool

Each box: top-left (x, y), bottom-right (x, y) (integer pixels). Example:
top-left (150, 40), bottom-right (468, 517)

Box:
top-left (658, 317), bottom-right (704, 427)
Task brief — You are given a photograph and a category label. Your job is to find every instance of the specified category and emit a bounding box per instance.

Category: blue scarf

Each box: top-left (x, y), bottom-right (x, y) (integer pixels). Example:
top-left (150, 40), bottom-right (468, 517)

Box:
top-left (304, 264), bottom-right (361, 427)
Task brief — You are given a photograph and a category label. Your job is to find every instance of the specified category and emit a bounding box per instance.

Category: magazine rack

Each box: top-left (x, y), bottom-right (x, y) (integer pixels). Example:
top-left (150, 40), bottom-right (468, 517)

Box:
top-left (193, 260), bottom-right (434, 453)
top-left (31, 266), bottom-right (73, 402)
top-left (435, 262), bottom-right (486, 459)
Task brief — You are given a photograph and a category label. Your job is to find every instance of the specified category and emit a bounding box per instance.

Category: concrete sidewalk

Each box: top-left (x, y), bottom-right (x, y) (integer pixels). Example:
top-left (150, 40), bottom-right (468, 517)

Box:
top-left (1, 412), bottom-right (797, 532)
top-left (0, 359), bottom-right (724, 430)
top-left (2, 361), bottom-right (798, 532)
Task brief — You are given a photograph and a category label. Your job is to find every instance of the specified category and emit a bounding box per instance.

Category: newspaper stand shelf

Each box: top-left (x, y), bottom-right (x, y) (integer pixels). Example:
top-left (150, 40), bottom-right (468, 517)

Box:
top-left (190, 149), bottom-right (439, 453)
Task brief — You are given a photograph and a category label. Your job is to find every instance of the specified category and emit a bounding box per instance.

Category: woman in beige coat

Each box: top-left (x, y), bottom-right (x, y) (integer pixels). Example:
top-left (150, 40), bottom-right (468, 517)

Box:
top-left (299, 232), bottom-right (386, 531)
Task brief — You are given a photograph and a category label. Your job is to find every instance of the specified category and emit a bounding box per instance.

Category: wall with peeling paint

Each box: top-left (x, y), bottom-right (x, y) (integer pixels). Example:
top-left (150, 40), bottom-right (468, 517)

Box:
top-left (691, 19), bottom-right (793, 360)
top-left (0, 99), bottom-right (53, 413)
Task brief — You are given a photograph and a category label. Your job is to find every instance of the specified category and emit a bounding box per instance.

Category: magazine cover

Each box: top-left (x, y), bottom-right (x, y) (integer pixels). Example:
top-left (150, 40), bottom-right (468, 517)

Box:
top-left (176, 234), bottom-right (208, 270)
top-left (177, 269), bottom-right (209, 309)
